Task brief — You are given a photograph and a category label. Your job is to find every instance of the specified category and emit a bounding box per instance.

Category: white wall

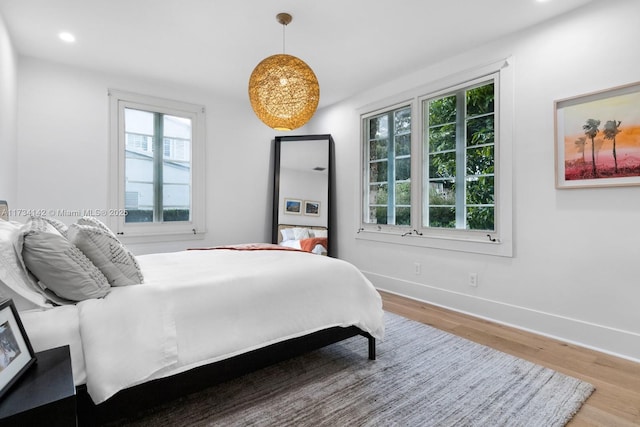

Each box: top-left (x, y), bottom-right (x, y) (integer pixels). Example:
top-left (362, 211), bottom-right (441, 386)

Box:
top-left (310, 0), bottom-right (640, 361)
top-left (278, 168), bottom-right (328, 227)
top-left (15, 57), bottom-right (277, 254)
top-left (0, 14), bottom-right (17, 203)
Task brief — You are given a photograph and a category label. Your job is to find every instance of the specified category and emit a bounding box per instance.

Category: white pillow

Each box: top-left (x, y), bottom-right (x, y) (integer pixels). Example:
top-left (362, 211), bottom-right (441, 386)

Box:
top-left (280, 228), bottom-right (296, 242)
top-left (68, 224), bottom-right (143, 287)
top-left (0, 219), bottom-right (50, 310)
top-left (310, 229), bottom-right (328, 238)
top-left (292, 227), bottom-right (310, 240)
top-left (22, 217), bottom-right (110, 302)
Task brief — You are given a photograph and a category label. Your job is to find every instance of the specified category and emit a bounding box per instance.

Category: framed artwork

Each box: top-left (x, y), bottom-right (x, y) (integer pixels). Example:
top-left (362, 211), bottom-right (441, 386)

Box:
top-left (304, 200), bottom-right (320, 216)
top-left (284, 198), bottom-right (302, 214)
top-left (0, 299), bottom-right (36, 399)
top-left (0, 200), bottom-right (7, 221)
top-left (555, 81), bottom-right (640, 188)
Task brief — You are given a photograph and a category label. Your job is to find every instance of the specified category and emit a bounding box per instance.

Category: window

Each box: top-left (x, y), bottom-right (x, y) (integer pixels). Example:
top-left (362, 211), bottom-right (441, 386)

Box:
top-left (109, 90), bottom-right (206, 240)
top-left (364, 105), bottom-right (411, 227)
top-left (424, 79), bottom-right (495, 231)
top-left (359, 59), bottom-right (513, 256)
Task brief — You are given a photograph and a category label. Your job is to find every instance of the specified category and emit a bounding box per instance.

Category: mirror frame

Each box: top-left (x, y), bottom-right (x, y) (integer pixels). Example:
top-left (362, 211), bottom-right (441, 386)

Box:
top-left (272, 134), bottom-right (335, 256)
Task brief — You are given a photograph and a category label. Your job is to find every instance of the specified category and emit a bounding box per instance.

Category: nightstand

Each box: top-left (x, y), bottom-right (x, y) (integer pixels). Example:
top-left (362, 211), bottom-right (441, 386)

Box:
top-left (0, 345), bottom-right (76, 426)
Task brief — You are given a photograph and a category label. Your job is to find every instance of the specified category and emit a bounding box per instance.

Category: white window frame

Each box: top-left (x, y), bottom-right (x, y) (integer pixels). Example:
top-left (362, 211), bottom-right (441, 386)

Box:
top-left (358, 58), bottom-right (513, 257)
top-left (108, 89), bottom-right (206, 243)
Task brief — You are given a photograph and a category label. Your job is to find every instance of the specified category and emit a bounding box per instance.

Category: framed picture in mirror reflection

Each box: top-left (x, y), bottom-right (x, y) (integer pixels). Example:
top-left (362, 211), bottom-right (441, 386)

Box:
top-left (284, 198), bottom-right (302, 214)
top-left (304, 200), bottom-right (320, 216)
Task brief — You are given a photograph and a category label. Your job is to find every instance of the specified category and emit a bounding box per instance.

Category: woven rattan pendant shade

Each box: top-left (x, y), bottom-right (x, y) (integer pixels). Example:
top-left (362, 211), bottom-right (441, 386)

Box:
top-left (248, 13), bottom-right (319, 131)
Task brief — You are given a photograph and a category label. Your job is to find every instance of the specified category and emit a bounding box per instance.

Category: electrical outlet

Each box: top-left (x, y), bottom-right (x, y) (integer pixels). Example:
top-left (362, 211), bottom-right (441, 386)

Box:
top-left (468, 272), bottom-right (478, 287)
top-left (414, 262), bottom-right (421, 275)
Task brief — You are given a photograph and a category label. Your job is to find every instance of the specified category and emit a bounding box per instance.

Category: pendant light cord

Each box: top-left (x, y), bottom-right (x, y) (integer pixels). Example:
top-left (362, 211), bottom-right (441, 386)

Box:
top-left (282, 23), bottom-right (286, 54)
top-left (276, 12), bottom-right (292, 54)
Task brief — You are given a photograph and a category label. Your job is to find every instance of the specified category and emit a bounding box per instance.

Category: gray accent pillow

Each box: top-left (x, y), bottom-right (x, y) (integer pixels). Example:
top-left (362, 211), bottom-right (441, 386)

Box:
top-left (77, 216), bottom-right (114, 236)
top-left (68, 223), bottom-right (143, 287)
top-left (40, 216), bottom-right (69, 237)
top-left (0, 219), bottom-right (51, 310)
top-left (22, 217), bottom-right (110, 302)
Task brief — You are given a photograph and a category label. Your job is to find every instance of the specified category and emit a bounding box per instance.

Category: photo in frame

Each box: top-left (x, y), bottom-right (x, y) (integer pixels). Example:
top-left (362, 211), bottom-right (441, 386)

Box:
top-left (0, 299), bottom-right (36, 399)
top-left (0, 200), bottom-right (7, 221)
top-left (284, 198), bottom-right (302, 215)
top-left (555, 81), bottom-right (640, 189)
top-left (304, 200), bottom-right (320, 216)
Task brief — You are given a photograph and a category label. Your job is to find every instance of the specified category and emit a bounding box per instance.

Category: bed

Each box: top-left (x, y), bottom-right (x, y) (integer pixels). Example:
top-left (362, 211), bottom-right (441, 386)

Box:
top-left (0, 216), bottom-right (384, 424)
top-left (277, 224), bottom-right (329, 255)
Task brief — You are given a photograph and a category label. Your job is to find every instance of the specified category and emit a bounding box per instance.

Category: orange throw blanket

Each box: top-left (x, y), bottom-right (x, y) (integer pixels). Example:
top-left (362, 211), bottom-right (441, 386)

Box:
top-left (189, 239), bottom-right (327, 254)
top-left (300, 237), bottom-right (328, 253)
top-left (188, 243), bottom-right (300, 252)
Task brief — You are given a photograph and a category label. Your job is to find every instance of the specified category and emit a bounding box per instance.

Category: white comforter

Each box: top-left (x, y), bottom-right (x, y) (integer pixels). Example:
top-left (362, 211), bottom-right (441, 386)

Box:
top-left (25, 249), bottom-right (384, 404)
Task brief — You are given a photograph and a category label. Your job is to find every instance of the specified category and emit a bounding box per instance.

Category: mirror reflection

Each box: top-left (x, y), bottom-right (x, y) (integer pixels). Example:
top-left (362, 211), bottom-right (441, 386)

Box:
top-left (273, 135), bottom-right (334, 256)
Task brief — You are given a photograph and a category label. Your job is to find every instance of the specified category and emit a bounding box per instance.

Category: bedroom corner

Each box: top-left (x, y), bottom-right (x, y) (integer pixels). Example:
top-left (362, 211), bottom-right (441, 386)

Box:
top-left (0, 12), bottom-right (18, 205)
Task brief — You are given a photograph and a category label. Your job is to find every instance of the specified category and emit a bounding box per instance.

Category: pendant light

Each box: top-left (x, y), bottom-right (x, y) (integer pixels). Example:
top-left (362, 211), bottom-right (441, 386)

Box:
top-left (248, 13), bottom-right (320, 131)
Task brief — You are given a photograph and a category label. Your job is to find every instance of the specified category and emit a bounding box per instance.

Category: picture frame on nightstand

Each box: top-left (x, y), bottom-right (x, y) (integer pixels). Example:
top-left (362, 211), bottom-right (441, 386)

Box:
top-left (0, 201), bottom-right (8, 221)
top-left (0, 299), bottom-right (36, 400)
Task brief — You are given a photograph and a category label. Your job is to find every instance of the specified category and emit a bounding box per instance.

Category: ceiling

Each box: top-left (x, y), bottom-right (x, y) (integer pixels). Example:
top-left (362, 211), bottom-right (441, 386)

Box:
top-left (0, 0), bottom-right (597, 108)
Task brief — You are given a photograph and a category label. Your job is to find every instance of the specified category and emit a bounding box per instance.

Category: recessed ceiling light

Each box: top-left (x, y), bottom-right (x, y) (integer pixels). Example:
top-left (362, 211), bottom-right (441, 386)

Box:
top-left (58, 32), bottom-right (76, 43)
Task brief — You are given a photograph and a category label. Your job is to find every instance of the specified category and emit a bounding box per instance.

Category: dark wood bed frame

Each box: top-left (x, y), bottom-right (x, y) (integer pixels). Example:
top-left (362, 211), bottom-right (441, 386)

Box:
top-left (76, 326), bottom-right (375, 426)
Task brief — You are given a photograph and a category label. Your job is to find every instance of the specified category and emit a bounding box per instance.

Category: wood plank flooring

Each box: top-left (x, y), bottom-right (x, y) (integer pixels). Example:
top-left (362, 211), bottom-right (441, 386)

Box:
top-left (380, 290), bottom-right (640, 426)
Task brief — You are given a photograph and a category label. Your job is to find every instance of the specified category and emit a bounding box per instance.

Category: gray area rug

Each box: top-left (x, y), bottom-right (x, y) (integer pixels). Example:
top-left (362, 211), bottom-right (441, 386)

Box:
top-left (118, 312), bottom-right (594, 426)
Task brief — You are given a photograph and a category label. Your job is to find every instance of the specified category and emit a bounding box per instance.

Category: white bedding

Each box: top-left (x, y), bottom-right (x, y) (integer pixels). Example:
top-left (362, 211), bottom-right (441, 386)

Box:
top-left (23, 249), bottom-right (384, 404)
top-left (20, 304), bottom-right (86, 384)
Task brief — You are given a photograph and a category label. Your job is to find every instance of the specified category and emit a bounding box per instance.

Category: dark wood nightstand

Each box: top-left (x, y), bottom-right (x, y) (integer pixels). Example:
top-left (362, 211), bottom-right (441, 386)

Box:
top-left (0, 345), bottom-right (76, 426)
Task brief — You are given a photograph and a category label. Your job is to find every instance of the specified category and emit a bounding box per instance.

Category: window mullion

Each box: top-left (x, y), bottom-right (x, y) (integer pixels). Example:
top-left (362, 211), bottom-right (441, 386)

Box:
top-left (387, 112), bottom-right (396, 225)
top-left (420, 106), bottom-right (428, 230)
top-left (455, 90), bottom-right (466, 228)
top-left (153, 113), bottom-right (164, 222)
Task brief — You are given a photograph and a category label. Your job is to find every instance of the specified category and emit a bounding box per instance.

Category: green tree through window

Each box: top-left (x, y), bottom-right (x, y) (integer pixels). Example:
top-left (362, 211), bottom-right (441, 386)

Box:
top-left (424, 81), bottom-right (495, 231)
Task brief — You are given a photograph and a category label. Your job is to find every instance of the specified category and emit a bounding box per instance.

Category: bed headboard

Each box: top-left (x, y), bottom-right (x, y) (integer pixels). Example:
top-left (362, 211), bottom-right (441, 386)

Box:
top-left (277, 224), bottom-right (328, 244)
top-left (0, 200), bottom-right (7, 221)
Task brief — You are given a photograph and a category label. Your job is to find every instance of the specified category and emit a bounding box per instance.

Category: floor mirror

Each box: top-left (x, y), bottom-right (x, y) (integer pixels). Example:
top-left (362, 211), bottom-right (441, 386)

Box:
top-left (272, 134), bottom-right (335, 256)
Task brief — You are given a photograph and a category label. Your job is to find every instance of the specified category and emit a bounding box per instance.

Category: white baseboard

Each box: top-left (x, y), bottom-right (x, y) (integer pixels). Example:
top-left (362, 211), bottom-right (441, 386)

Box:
top-left (364, 271), bottom-right (640, 364)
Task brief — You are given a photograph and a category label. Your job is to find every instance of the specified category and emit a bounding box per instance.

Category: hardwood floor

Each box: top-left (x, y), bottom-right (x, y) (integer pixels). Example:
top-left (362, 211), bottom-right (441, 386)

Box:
top-left (380, 290), bottom-right (640, 426)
